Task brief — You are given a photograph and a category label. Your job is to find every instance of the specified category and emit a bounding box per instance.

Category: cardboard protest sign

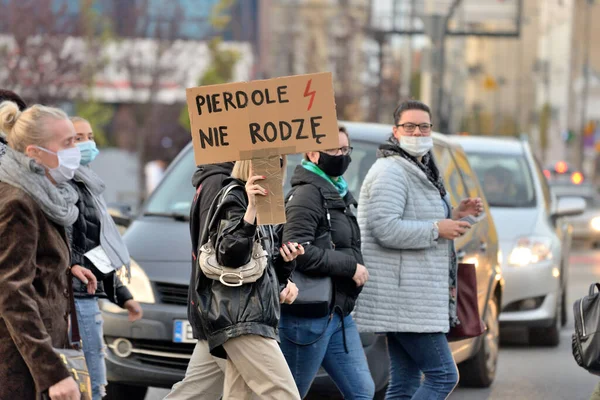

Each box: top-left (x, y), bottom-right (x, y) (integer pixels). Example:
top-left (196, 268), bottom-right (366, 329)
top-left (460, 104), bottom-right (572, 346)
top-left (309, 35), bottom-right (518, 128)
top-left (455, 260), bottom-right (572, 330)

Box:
top-left (252, 156), bottom-right (285, 225)
top-left (186, 72), bottom-right (339, 224)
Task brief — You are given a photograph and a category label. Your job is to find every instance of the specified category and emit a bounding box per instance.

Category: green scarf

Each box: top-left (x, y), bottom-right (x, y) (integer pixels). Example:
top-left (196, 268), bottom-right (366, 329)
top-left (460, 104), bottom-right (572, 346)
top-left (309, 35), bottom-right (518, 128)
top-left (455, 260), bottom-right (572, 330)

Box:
top-left (301, 159), bottom-right (348, 197)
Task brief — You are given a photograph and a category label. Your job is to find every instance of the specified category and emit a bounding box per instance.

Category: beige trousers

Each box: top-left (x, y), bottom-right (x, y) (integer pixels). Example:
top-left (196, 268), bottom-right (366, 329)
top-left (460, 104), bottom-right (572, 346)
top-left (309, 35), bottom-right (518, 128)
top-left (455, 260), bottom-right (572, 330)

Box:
top-left (590, 382), bottom-right (600, 400)
top-left (165, 340), bottom-right (226, 400)
top-left (222, 335), bottom-right (301, 400)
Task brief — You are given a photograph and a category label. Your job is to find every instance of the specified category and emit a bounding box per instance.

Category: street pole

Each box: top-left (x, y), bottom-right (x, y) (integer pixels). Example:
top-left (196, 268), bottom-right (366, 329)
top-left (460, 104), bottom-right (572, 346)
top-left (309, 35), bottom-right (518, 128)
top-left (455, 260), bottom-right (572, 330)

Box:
top-left (425, 0), bottom-right (461, 133)
top-left (578, 0), bottom-right (593, 171)
top-left (375, 31), bottom-right (385, 122)
top-left (400, 0), bottom-right (416, 100)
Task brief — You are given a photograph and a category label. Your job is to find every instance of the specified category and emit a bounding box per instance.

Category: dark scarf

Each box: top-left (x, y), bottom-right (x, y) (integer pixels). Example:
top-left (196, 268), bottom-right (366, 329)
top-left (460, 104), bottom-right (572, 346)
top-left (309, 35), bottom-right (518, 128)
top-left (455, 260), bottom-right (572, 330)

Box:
top-left (377, 135), bottom-right (447, 198)
top-left (0, 135), bottom-right (6, 160)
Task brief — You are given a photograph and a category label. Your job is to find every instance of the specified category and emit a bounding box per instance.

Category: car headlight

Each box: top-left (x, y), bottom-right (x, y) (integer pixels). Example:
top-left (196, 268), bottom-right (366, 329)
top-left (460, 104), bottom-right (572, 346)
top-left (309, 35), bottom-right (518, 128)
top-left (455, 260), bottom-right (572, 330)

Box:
top-left (591, 217), bottom-right (600, 232)
top-left (497, 249), bottom-right (503, 266)
top-left (123, 259), bottom-right (155, 304)
top-left (507, 237), bottom-right (553, 267)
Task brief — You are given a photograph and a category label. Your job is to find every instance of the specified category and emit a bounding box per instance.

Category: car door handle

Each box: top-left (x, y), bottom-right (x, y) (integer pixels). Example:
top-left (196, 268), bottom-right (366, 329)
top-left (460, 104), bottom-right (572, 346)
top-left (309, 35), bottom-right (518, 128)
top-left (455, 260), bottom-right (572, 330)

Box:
top-left (480, 242), bottom-right (487, 252)
top-left (456, 250), bottom-right (466, 260)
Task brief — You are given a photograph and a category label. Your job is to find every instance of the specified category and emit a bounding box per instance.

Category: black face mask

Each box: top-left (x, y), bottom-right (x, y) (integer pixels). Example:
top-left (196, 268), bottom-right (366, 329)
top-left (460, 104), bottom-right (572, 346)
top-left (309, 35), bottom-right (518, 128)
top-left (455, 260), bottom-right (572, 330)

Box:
top-left (317, 152), bottom-right (351, 177)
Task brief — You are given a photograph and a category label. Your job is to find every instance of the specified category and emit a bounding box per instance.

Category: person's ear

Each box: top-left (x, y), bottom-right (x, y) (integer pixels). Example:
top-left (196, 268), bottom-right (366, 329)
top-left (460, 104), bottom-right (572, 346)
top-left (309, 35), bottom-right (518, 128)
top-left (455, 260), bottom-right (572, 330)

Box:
top-left (392, 126), bottom-right (401, 140)
top-left (24, 145), bottom-right (42, 162)
top-left (307, 151), bottom-right (320, 164)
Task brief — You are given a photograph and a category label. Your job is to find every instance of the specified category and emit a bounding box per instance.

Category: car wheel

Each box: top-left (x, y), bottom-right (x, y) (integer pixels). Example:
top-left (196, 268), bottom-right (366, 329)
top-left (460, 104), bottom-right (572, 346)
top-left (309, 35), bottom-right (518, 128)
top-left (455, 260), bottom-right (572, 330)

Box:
top-left (458, 296), bottom-right (500, 388)
top-left (104, 383), bottom-right (148, 400)
top-left (528, 294), bottom-right (561, 347)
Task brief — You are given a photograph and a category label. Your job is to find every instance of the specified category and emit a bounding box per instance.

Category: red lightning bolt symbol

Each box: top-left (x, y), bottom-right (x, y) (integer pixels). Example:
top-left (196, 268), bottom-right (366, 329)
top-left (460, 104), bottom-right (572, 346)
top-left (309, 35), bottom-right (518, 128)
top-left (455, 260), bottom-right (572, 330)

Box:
top-left (303, 79), bottom-right (316, 111)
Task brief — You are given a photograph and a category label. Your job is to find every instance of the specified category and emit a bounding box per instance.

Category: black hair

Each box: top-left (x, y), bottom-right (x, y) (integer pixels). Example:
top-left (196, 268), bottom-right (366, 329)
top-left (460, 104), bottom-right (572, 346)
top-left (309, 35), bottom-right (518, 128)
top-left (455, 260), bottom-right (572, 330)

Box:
top-left (304, 125), bottom-right (350, 161)
top-left (393, 100), bottom-right (431, 125)
top-left (0, 90), bottom-right (27, 111)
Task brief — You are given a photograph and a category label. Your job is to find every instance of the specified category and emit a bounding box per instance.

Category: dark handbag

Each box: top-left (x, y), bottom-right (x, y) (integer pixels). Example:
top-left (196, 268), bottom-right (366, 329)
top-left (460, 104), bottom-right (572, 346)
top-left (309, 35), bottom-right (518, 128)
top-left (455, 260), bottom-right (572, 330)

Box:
top-left (283, 266), bottom-right (333, 318)
top-left (280, 188), bottom-right (333, 319)
top-left (572, 283), bottom-right (600, 375)
top-left (447, 263), bottom-right (486, 342)
top-left (42, 273), bottom-right (92, 399)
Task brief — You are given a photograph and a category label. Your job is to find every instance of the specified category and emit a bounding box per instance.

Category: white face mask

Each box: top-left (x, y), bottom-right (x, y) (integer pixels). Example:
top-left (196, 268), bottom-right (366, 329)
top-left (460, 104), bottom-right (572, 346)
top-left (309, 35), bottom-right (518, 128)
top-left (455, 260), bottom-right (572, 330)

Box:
top-left (36, 146), bottom-right (81, 184)
top-left (400, 136), bottom-right (433, 158)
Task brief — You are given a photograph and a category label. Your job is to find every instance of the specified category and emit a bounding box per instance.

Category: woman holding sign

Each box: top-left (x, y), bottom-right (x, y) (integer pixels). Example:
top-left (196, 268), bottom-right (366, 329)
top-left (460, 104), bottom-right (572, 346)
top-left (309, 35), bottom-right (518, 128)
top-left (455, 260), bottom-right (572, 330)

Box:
top-left (196, 158), bottom-right (302, 400)
top-left (280, 126), bottom-right (375, 399)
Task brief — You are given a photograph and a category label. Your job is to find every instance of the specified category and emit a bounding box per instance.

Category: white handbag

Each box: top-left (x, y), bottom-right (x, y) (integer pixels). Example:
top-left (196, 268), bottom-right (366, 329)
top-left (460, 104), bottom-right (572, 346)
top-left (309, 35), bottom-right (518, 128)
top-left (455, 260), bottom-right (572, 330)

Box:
top-left (197, 184), bottom-right (268, 287)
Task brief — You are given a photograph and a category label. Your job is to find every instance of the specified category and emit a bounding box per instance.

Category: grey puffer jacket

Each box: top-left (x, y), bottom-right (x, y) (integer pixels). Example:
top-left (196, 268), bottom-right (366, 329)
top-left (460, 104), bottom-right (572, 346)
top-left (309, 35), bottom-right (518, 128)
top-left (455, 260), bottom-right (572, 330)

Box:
top-left (353, 154), bottom-right (457, 334)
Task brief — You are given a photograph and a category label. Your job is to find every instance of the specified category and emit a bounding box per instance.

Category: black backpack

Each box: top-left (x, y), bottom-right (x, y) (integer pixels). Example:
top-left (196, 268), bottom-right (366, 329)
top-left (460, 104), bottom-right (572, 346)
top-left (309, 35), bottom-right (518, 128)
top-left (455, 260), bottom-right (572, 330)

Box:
top-left (572, 283), bottom-right (600, 375)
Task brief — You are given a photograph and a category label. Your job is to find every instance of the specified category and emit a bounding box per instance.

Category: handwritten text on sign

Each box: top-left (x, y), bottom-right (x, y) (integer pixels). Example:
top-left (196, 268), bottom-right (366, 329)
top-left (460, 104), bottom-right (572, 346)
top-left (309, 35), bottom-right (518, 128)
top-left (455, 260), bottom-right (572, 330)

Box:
top-left (186, 72), bottom-right (339, 165)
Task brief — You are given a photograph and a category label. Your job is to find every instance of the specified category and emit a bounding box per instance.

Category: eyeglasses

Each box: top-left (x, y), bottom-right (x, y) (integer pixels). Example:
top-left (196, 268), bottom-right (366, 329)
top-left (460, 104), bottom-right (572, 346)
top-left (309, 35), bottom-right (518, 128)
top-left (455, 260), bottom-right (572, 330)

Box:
top-left (396, 123), bottom-right (433, 133)
top-left (323, 146), bottom-right (353, 156)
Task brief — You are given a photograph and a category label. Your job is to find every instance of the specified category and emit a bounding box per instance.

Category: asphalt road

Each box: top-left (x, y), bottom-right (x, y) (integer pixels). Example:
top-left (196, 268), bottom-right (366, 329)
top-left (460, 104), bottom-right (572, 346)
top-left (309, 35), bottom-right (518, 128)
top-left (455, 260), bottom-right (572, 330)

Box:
top-left (146, 249), bottom-right (600, 400)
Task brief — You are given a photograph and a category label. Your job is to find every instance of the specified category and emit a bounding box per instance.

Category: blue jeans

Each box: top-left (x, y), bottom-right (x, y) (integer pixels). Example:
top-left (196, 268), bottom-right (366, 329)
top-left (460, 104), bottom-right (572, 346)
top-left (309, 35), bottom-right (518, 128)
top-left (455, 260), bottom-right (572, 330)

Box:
top-left (386, 332), bottom-right (459, 400)
top-left (279, 312), bottom-right (375, 399)
top-left (74, 297), bottom-right (107, 400)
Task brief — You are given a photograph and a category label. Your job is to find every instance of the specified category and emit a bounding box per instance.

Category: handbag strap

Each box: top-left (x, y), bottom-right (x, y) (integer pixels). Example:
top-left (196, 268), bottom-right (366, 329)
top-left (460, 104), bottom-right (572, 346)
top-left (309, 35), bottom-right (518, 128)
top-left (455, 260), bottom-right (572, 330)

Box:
top-left (589, 283), bottom-right (600, 296)
top-left (197, 183), bottom-right (243, 255)
top-left (68, 272), bottom-right (82, 349)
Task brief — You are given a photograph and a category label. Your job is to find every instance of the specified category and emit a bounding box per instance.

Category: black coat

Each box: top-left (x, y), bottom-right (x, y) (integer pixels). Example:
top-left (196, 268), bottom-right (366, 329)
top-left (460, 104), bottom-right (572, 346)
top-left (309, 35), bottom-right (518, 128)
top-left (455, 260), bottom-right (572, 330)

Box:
top-left (69, 180), bottom-right (133, 308)
top-left (188, 162), bottom-right (234, 340)
top-left (282, 165), bottom-right (363, 316)
top-left (196, 178), bottom-right (294, 358)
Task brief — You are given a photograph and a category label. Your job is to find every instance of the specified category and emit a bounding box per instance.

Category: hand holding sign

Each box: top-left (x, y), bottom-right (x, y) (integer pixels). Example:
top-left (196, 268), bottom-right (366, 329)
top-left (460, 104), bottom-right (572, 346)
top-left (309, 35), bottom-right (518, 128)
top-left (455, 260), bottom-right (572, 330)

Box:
top-left (186, 72), bottom-right (339, 225)
top-left (243, 174), bottom-right (267, 225)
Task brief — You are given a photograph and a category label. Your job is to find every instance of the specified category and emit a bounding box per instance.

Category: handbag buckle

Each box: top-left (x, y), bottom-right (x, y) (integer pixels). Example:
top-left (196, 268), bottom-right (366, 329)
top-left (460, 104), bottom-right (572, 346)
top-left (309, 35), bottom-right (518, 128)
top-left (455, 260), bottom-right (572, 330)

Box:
top-left (219, 272), bottom-right (244, 287)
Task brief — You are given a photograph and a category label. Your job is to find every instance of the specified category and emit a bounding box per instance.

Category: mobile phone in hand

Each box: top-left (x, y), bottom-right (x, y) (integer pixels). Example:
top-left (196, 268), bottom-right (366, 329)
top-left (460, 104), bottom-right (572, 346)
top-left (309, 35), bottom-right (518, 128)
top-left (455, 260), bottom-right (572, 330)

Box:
top-left (460, 213), bottom-right (484, 225)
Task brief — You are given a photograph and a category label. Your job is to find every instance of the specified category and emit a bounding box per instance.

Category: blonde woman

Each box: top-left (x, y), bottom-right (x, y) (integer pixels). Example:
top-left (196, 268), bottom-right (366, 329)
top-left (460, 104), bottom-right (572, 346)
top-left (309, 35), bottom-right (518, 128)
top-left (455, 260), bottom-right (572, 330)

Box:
top-left (195, 158), bottom-right (301, 399)
top-left (0, 101), bottom-right (96, 400)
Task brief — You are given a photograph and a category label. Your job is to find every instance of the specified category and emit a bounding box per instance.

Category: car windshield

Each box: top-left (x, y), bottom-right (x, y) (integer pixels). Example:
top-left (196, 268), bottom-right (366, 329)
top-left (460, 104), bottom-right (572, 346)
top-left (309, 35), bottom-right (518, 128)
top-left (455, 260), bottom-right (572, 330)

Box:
top-left (580, 196), bottom-right (600, 208)
top-left (550, 183), bottom-right (599, 205)
top-left (465, 152), bottom-right (536, 208)
top-left (144, 148), bottom-right (196, 217)
top-left (144, 139), bottom-right (381, 217)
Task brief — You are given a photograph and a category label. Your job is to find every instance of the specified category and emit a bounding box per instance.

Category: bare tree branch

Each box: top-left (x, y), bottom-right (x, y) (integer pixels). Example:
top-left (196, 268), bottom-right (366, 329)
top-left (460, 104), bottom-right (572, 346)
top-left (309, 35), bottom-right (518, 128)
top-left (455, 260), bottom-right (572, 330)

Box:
top-left (0, 0), bottom-right (105, 105)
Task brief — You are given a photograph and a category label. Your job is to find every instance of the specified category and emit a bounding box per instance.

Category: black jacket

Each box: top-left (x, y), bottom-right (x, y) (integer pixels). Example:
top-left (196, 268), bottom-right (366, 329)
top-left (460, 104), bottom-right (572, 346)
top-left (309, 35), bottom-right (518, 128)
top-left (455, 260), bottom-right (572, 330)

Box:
top-left (188, 162), bottom-right (234, 340)
top-left (282, 165), bottom-right (363, 316)
top-left (196, 178), bottom-right (294, 358)
top-left (69, 180), bottom-right (133, 308)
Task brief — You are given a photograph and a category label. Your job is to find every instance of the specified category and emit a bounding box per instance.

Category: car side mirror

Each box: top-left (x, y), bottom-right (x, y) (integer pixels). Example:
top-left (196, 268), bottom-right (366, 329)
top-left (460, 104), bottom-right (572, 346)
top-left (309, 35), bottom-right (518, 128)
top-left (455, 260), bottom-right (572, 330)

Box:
top-left (552, 196), bottom-right (586, 218)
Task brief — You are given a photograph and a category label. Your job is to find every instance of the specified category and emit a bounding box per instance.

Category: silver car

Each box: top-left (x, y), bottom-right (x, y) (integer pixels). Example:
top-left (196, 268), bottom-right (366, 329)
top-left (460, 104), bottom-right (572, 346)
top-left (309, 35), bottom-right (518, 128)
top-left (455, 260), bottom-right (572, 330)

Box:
top-left (550, 182), bottom-right (600, 248)
top-left (454, 136), bottom-right (584, 346)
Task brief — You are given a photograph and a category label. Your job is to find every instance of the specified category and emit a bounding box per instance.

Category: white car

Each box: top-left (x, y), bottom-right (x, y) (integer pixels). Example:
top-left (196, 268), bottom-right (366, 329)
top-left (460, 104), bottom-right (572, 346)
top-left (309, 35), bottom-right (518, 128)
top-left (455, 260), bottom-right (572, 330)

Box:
top-left (454, 136), bottom-right (584, 346)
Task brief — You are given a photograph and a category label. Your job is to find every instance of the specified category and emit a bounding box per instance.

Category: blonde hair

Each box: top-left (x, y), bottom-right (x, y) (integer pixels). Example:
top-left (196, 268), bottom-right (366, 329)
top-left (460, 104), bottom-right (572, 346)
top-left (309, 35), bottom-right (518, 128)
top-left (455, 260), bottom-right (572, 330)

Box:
top-left (232, 160), bottom-right (252, 182)
top-left (70, 116), bottom-right (90, 125)
top-left (231, 156), bottom-right (288, 182)
top-left (0, 101), bottom-right (69, 152)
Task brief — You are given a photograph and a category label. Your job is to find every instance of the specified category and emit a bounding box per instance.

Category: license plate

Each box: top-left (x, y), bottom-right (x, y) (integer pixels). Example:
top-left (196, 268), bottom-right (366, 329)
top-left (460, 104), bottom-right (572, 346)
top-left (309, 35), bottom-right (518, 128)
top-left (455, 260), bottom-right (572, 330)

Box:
top-left (173, 320), bottom-right (196, 343)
